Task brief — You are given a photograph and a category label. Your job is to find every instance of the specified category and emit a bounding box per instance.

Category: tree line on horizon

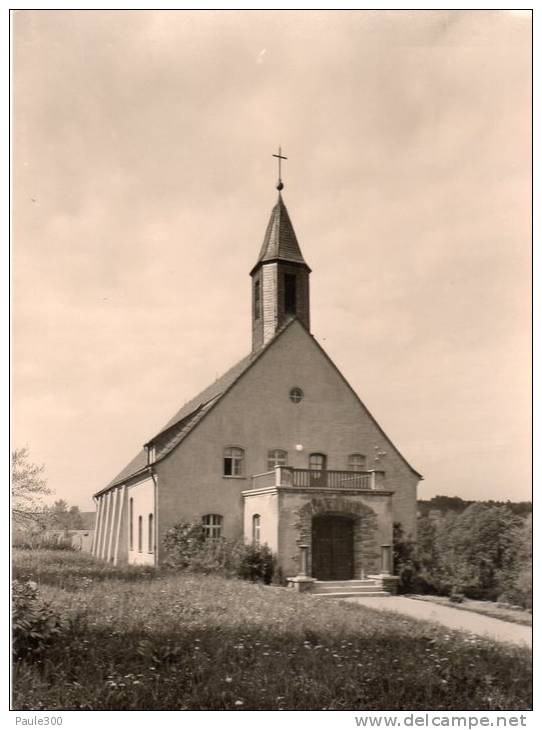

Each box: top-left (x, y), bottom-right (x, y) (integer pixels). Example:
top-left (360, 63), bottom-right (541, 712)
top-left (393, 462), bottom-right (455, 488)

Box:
top-left (418, 494), bottom-right (532, 518)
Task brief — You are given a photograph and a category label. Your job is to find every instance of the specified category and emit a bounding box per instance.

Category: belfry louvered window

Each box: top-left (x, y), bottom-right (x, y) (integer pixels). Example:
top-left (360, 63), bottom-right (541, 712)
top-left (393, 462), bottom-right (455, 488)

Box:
top-left (285, 273), bottom-right (297, 314)
top-left (254, 279), bottom-right (261, 319)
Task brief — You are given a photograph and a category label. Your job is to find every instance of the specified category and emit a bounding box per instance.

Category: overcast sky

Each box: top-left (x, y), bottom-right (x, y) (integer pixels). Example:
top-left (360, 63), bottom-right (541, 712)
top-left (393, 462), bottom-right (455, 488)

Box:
top-left (12, 10), bottom-right (531, 510)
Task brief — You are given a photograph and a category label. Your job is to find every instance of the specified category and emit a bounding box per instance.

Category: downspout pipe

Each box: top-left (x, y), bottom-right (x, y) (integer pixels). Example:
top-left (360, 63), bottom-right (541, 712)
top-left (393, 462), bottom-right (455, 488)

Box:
top-left (150, 467), bottom-right (159, 566)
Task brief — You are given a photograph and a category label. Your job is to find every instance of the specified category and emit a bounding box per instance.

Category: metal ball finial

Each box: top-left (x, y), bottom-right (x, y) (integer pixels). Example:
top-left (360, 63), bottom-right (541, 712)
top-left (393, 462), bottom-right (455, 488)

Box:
top-left (276, 179), bottom-right (284, 191)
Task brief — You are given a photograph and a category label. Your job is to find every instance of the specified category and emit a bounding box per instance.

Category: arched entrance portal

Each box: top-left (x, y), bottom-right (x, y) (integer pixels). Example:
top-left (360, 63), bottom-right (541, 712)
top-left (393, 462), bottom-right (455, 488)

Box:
top-left (312, 514), bottom-right (354, 580)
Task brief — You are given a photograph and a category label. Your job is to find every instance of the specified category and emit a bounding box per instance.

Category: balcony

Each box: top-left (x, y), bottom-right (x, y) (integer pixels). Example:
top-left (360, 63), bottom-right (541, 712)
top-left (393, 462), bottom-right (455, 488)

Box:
top-left (251, 466), bottom-right (386, 491)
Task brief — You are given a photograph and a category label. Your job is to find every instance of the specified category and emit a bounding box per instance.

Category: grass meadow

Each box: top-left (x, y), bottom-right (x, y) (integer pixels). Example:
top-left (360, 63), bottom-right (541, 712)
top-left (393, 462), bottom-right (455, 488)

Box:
top-left (12, 549), bottom-right (532, 711)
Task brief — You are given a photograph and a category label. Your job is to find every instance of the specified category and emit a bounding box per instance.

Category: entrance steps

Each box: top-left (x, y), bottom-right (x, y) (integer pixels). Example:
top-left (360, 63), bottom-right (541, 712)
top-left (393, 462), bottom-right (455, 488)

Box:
top-left (310, 579), bottom-right (390, 598)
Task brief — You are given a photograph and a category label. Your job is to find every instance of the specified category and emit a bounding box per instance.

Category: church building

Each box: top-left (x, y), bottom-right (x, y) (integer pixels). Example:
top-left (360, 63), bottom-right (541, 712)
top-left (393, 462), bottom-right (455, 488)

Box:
top-left (92, 161), bottom-right (421, 594)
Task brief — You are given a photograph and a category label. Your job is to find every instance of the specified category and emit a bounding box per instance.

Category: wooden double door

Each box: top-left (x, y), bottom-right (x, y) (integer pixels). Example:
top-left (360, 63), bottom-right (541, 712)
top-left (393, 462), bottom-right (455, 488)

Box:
top-left (311, 514), bottom-right (354, 581)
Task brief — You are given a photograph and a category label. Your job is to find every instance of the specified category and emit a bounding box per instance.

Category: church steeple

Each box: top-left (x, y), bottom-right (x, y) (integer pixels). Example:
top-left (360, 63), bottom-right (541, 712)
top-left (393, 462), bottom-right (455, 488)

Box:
top-left (251, 164), bottom-right (311, 351)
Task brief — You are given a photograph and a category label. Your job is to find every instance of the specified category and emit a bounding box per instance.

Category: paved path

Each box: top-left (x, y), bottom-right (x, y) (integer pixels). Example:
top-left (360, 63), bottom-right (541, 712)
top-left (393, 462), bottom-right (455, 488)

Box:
top-left (343, 596), bottom-right (532, 648)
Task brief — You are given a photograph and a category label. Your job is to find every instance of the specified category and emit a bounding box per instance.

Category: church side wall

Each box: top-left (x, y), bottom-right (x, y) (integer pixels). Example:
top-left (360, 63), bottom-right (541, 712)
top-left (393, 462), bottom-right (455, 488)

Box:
top-left (155, 321), bottom-right (419, 561)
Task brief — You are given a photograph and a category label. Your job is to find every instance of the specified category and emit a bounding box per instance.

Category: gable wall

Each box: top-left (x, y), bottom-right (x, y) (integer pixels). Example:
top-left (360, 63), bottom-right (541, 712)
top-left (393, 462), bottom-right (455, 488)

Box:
top-left (155, 321), bottom-right (419, 553)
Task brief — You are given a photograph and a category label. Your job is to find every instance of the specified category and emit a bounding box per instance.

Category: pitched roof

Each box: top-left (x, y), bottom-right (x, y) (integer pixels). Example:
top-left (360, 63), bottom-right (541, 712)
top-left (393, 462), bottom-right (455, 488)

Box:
top-left (251, 194), bottom-right (310, 274)
top-left (152, 352), bottom-right (255, 438)
top-left (101, 448), bottom-right (148, 493)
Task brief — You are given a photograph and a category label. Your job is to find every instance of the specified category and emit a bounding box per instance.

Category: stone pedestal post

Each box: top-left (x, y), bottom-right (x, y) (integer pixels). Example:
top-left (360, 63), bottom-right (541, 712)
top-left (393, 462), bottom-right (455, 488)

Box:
top-left (299, 543), bottom-right (308, 576)
top-left (380, 544), bottom-right (392, 575)
top-left (287, 542), bottom-right (317, 592)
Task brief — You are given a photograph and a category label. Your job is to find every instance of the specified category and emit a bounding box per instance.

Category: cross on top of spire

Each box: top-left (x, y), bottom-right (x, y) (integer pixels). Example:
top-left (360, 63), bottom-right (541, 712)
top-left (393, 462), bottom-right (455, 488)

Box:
top-left (272, 146), bottom-right (287, 191)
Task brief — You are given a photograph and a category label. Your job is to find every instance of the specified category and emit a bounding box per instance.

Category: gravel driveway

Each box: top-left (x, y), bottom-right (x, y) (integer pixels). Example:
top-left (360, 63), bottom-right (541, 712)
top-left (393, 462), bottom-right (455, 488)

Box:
top-left (343, 596), bottom-right (532, 647)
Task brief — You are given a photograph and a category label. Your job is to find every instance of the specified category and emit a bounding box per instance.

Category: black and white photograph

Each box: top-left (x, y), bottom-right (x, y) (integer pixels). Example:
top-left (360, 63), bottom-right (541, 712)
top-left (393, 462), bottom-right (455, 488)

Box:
top-left (10, 8), bottom-right (532, 717)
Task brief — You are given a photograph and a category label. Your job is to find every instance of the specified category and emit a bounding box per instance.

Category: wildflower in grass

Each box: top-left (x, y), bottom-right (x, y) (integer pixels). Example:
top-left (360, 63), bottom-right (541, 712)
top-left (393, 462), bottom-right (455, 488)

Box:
top-left (225, 677), bottom-right (233, 683)
top-left (234, 700), bottom-right (244, 706)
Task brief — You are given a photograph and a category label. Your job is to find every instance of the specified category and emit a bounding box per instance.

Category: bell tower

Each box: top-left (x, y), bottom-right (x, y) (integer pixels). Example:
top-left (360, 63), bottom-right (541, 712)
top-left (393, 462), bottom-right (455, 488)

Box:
top-left (250, 150), bottom-right (311, 351)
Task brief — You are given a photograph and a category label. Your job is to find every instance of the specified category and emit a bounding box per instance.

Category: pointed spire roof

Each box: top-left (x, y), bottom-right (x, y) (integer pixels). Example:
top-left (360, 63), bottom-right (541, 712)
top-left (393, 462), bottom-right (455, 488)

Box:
top-left (251, 194), bottom-right (311, 275)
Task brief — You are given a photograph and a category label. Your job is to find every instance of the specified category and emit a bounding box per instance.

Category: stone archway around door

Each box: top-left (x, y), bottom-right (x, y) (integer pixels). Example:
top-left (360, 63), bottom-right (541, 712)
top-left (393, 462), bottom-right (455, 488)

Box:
top-left (295, 496), bottom-right (380, 579)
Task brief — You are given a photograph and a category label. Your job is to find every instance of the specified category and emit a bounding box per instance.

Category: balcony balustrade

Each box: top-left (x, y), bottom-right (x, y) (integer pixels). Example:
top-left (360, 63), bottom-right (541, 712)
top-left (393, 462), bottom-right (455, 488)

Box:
top-left (250, 466), bottom-right (385, 491)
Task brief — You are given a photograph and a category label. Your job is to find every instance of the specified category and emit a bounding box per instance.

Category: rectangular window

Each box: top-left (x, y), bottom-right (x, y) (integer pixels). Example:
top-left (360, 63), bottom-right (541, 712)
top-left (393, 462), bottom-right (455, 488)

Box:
top-left (202, 514), bottom-right (223, 539)
top-left (309, 453), bottom-right (327, 487)
top-left (138, 515), bottom-right (143, 553)
top-left (129, 498), bottom-right (134, 550)
top-left (267, 449), bottom-right (287, 470)
top-left (348, 453), bottom-right (367, 471)
top-left (223, 447), bottom-right (244, 476)
top-left (252, 514), bottom-right (261, 546)
top-left (309, 453), bottom-right (327, 471)
top-left (285, 274), bottom-right (297, 314)
top-left (148, 513), bottom-right (154, 554)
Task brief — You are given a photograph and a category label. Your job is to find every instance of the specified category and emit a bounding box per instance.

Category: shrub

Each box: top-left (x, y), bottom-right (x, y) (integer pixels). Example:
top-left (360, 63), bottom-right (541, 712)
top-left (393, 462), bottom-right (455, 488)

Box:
top-left (162, 522), bottom-right (208, 569)
top-left (163, 522), bottom-right (276, 583)
top-left (238, 543), bottom-right (275, 585)
top-left (395, 507), bottom-right (532, 603)
top-left (434, 505), bottom-right (524, 601)
top-left (393, 522), bottom-right (424, 594)
top-left (12, 580), bottom-right (64, 661)
top-left (498, 567), bottom-right (532, 610)
top-left (13, 533), bottom-right (76, 551)
top-left (36, 538), bottom-right (76, 551)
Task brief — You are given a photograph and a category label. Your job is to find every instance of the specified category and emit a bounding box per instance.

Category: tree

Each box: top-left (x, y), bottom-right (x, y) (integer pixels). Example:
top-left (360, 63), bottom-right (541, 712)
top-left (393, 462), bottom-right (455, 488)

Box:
top-left (498, 514), bottom-right (532, 608)
top-left (11, 447), bottom-right (52, 529)
top-left (45, 501), bottom-right (84, 530)
top-left (392, 522), bottom-right (419, 593)
top-left (434, 503), bottom-right (522, 599)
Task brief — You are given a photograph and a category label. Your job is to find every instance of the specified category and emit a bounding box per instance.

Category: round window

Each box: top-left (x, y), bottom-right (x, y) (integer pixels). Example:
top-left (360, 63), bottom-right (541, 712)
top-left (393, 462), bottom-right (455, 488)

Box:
top-left (289, 387), bottom-right (304, 403)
